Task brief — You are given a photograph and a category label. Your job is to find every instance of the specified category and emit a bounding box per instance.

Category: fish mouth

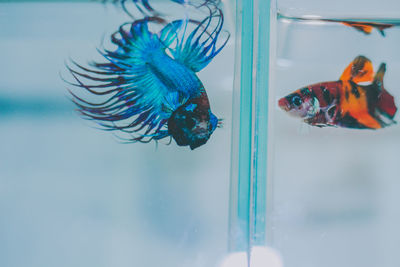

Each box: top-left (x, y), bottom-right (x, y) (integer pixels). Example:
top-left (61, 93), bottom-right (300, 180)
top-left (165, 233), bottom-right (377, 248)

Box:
top-left (278, 98), bottom-right (291, 111)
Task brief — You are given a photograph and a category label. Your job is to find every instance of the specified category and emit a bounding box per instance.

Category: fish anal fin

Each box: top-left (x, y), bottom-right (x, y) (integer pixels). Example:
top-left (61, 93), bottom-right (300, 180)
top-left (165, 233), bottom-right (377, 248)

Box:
top-left (349, 111), bottom-right (382, 129)
top-left (340, 55), bottom-right (374, 83)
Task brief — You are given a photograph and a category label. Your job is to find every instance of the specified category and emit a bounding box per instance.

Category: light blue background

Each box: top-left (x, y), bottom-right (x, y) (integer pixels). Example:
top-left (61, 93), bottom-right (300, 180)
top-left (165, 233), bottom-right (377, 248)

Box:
top-left (0, 2), bottom-right (235, 267)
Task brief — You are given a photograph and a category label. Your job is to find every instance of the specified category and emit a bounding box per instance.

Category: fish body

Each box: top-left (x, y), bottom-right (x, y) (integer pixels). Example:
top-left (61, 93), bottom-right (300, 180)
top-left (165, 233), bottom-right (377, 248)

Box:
top-left (278, 56), bottom-right (397, 129)
top-left (67, 9), bottom-right (228, 149)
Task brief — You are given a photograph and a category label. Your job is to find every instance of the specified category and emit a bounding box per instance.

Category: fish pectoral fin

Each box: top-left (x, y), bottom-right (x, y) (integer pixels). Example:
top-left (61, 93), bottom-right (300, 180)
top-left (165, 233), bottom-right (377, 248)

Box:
top-left (349, 112), bottom-right (382, 129)
top-left (320, 100), bottom-right (337, 123)
top-left (340, 55), bottom-right (374, 83)
top-left (325, 105), bottom-right (337, 122)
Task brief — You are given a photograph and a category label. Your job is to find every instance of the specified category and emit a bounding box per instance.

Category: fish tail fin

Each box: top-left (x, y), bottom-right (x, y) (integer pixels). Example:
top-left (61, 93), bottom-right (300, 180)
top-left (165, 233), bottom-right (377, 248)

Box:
top-left (374, 63), bottom-right (398, 119)
top-left (376, 24), bottom-right (393, 36)
top-left (378, 28), bottom-right (386, 37)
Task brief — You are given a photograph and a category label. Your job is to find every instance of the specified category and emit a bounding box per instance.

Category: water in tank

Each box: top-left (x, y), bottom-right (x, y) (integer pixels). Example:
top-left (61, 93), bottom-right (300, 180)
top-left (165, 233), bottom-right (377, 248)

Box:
top-left (1, 0), bottom-right (400, 266)
top-left (268, 0), bottom-right (400, 267)
top-left (0, 1), bottom-right (235, 267)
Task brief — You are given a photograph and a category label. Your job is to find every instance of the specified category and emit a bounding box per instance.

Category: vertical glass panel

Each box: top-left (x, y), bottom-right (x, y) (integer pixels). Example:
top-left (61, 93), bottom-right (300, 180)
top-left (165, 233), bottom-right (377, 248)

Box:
top-left (269, 1), bottom-right (400, 266)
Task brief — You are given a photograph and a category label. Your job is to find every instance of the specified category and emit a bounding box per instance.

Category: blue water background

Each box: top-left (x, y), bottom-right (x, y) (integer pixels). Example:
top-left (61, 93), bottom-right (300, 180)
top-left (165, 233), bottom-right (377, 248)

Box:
top-left (0, 2), bottom-right (235, 267)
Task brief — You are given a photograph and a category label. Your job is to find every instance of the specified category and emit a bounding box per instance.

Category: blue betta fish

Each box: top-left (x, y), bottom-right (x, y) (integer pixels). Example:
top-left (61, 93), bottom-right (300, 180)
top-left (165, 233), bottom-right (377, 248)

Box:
top-left (67, 9), bottom-right (229, 150)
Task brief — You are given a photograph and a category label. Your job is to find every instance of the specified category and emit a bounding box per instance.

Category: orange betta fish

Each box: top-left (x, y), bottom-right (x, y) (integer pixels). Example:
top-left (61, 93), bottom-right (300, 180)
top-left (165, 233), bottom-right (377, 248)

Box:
top-left (338, 21), bottom-right (393, 36)
top-left (277, 14), bottom-right (396, 36)
top-left (278, 56), bottom-right (397, 129)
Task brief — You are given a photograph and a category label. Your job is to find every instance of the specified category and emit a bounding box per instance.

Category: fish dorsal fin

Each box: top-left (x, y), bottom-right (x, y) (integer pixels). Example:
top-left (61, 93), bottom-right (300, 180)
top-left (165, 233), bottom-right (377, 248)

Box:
top-left (340, 55), bottom-right (374, 83)
top-left (341, 22), bottom-right (373, 35)
top-left (170, 8), bottom-right (229, 72)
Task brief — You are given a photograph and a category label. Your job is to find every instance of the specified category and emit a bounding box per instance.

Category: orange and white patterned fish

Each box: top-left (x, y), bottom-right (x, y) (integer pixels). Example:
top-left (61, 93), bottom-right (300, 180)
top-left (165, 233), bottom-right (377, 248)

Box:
top-left (278, 55), bottom-right (397, 129)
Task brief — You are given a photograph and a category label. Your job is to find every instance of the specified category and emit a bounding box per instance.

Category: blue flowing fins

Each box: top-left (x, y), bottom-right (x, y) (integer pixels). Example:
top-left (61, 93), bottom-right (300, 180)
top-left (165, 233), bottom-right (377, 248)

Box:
top-left (66, 9), bottom-right (229, 148)
top-left (170, 7), bottom-right (229, 72)
top-left (68, 19), bottom-right (181, 142)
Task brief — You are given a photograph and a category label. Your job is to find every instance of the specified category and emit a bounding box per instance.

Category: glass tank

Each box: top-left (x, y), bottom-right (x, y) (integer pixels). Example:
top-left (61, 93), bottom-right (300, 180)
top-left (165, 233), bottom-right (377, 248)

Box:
top-left (269, 1), bottom-right (400, 267)
top-left (1, 0), bottom-right (400, 267)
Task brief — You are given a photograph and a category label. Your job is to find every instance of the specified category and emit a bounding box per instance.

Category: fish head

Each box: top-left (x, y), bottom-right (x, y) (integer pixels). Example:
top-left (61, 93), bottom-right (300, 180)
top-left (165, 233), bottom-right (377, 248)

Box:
top-left (278, 87), bottom-right (320, 119)
top-left (168, 102), bottom-right (217, 150)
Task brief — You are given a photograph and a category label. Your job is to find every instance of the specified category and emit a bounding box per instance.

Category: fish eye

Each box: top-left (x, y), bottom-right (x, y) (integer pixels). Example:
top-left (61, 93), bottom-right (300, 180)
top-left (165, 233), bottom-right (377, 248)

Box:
top-left (291, 95), bottom-right (302, 107)
top-left (185, 116), bottom-right (196, 129)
